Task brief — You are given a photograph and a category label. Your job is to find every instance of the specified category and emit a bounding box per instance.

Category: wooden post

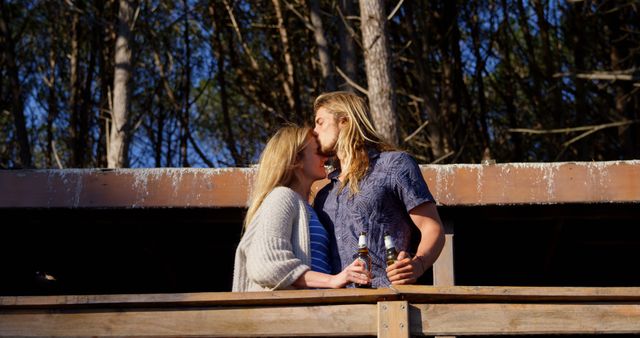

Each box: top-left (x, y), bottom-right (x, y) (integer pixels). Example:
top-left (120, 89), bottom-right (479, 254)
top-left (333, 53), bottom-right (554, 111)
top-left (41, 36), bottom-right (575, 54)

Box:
top-left (378, 301), bottom-right (409, 338)
top-left (433, 219), bottom-right (456, 338)
top-left (433, 219), bottom-right (455, 286)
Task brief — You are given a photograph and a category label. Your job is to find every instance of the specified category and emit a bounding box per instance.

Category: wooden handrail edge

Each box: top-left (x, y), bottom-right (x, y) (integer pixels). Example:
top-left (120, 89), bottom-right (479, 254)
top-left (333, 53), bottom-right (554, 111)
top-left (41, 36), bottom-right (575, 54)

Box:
top-left (2, 286), bottom-right (639, 309)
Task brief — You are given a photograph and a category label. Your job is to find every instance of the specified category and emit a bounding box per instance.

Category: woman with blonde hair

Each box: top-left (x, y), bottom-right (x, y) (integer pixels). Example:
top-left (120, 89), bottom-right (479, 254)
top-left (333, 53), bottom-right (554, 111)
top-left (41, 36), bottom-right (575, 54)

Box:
top-left (232, 125), bottom-right (370, 291)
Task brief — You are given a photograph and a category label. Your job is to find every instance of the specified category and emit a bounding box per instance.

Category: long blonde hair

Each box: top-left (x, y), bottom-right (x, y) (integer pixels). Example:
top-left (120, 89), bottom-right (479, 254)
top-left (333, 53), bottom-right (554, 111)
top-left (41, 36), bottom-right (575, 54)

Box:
top-left (243, 125), bottom-right (312, 229)
top-left (314, 91), bottom-right (394, 194)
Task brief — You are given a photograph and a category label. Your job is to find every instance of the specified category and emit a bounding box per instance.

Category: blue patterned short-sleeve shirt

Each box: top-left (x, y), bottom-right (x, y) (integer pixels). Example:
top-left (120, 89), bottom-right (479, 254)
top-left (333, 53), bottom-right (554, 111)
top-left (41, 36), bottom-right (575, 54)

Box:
top-left (313, 150), bottom-right (435, 288)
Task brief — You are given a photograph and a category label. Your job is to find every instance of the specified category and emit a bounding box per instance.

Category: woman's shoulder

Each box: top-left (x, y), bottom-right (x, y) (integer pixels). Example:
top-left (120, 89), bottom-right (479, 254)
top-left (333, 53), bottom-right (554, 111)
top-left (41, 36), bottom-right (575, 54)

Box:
top-left (263, 186), bottom-right (303, 205)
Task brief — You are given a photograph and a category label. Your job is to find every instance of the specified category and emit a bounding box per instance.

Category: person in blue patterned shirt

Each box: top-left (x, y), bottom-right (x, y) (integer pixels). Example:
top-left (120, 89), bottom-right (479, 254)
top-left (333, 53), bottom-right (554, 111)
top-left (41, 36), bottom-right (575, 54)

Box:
top-left (312, 92), bottom-right (445, 288)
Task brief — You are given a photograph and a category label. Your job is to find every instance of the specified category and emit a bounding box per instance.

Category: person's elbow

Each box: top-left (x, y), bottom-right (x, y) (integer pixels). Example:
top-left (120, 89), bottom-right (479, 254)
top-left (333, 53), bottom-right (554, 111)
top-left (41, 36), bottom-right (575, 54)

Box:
top-left (246, 255), bottom-right (307, 289)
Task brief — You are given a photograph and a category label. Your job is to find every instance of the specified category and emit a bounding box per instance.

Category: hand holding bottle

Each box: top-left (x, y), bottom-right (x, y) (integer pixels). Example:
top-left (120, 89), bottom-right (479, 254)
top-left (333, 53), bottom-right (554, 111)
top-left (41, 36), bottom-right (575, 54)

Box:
top-left (330, 258), bottom-right (371, 288)
top-left (385, 251), bottom-right (425, 285)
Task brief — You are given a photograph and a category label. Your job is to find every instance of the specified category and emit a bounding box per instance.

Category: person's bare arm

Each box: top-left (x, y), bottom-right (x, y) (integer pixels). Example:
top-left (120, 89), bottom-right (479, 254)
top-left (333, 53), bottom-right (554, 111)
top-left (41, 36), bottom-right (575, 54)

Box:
top-left (292, 259), bottom-right (370, 289)
top-left (386, 202), bottom-right (445, 284)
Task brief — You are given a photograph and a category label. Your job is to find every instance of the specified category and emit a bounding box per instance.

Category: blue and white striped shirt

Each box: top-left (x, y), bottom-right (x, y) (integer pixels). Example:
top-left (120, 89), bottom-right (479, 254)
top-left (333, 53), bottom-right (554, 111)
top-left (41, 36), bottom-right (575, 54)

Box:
top-left (307, 204), bottom-right (331, 274)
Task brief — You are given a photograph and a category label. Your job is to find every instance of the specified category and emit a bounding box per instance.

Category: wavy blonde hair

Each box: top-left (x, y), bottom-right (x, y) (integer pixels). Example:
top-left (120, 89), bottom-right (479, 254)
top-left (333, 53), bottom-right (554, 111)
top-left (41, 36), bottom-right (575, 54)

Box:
top-left (243, 125), bottom-right (313, 229)
top-left (314, 91), bottom-right (394, 194)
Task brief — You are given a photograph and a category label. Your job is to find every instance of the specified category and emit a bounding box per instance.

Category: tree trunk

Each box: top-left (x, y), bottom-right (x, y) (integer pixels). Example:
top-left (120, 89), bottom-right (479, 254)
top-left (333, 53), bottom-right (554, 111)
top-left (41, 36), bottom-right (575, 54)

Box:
top-left (500, 0), bottom-right (523, 161)
top-left (96, 0), bottom-right (110, 168)
top-left (45, 3), bottom-right (59, 168)
top-left (210, 1), bottom-right (242, 166)
top-left (534, 0), bottom-right (563, 126)
top-left (605, 5), bottom-right (635, 158)
top-left (515, 0), bottom-right (545, 125)
top-left (69, 12), bottom-right (82, 167)
top-left (434, 1), bottom-right (456, 154)
top-left (407, 1), bottom-right (444, 160)
top-left (155, 106), bottom-right (165, 168)
top-left (108, 0), bottom-right (134, 168)
top-left (568, 1), bottom-right (589, 159)
top-left (338, 0), bottom-right (357, 92)
top-left (468, 2), bottom-right (490, 154)
top-left (0, 0), bottom-right (32, 168)
top-left (359, 0), bottom-right (398, 146)
top-left (80, 15), bottom-right (98, 167)
top-left (308, 0), bottom-right (335, 91)
top-left (272, 0), bottom-right (301, 120)
top-left (447, 0), bottom-right (476, 160)
top-left (180, 0), bottom-right (191, 167)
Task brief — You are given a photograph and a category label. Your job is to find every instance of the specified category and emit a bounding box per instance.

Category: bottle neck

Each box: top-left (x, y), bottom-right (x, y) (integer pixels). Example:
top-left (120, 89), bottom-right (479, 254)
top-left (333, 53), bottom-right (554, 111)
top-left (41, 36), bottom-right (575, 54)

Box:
top-left (384, 236), bottom-right (395, 249)
top-left (358, 235), bottom-right (367, 248)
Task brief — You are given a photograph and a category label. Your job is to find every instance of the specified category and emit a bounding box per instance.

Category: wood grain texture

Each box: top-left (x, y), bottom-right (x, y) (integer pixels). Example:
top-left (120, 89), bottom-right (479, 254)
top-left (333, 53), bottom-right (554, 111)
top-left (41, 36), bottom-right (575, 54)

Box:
top-left (2, 161), bottom-right (638, 208)
top-left (0, 304), bottom-right (377, 337)
top-left (378, 301), bottom-right (409, 338)
top-left (433, 220), bottom-right (455, 286)
top-left (0, 288), bottom-right (399, 309)
top-left (393, 285), bottom-right (640, 303)
top-left (411, 303), bottom-right (640, 335)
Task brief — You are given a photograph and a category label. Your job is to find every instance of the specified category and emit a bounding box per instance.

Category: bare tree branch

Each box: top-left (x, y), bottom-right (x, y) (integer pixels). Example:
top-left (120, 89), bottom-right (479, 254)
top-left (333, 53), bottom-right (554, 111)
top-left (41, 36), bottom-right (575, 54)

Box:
top-left (282, 0), bottom-right (314, 31)
top-left (336, 66), bottom-right (368, 95)
top-left (222, 0), bottom-right (259, 70)
top-left (404, 120), bottom-right (429, 143)
top-left (387, 0), bottom-right (405, 21)
top-left (561, 120), bottom-right (639, 147)
top-left (335, 2), bottom-right (363, 49)
top-left (431, 151), bottom-right (454, 164)
top-left (554, 70), bottom-right (640, 86)
top-left (508, 120), bottom-right (639, 135)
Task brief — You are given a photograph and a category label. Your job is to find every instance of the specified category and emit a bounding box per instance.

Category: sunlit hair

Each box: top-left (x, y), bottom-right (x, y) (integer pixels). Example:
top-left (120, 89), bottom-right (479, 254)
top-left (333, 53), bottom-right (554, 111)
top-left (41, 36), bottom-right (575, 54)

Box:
top-left (243, 125), bottom-right (313, 229)
top-left (314, 91), bottom-right (394, 194)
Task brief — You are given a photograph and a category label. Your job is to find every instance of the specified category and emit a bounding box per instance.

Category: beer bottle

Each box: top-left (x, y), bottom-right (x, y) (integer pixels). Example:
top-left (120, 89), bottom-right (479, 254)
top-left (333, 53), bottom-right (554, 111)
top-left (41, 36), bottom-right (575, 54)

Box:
top-left (384, 232), bottom-right (398, 266)
top-left (355, 231), bottom-right (372, 288)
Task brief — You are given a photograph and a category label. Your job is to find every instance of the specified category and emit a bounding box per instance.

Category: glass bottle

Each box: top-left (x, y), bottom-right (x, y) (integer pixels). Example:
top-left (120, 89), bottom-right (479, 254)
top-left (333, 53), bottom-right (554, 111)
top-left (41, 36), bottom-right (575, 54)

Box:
top-left (355, 231), bottom-right (372, 288)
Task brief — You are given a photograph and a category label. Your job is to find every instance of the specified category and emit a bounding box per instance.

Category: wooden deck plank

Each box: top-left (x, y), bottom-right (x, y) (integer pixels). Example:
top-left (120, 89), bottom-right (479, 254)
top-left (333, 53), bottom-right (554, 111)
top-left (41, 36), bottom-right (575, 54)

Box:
top-left (393, 285), bottom-right (640, 302)
top-left (0, 288), bottom-right (399, 308)
top-left (410, 303), bottom-right (640, 335)
top-left (3, 286), bottom-right (639, 309)
top-left (2, 287), bottom-right (640, 336)
top-left (0, 304), bottom-right (377, 337)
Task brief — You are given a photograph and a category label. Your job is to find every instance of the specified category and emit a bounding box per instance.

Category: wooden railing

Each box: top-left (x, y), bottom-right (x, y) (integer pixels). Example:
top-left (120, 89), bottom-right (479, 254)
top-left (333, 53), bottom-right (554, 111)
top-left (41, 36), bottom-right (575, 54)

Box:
top-left (1, 286), bottom-right (639, 337)
top-left (2, 163), bottom-right (638, 336)
top-left (2, 161), bottom-right (639, 208)
top-left (3, 162), bottom-right (638, 291)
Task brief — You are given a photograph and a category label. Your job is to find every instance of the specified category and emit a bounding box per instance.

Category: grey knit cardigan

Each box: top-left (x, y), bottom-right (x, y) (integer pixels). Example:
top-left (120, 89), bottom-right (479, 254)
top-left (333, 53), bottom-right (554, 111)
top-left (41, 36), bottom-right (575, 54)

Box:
top-left (232, 186), bottom-right (312, 292)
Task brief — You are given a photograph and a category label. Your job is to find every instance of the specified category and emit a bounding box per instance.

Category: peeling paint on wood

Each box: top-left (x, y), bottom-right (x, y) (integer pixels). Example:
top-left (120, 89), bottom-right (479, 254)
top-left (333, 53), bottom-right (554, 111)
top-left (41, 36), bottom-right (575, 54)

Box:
top-left (0, 161), bottom-right (638, 208)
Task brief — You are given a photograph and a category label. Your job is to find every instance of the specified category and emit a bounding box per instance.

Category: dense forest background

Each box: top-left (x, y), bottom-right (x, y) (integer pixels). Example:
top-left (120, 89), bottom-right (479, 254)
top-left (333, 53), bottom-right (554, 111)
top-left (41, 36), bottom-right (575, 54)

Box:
top-left (1, 0), bottom-right (638, 169)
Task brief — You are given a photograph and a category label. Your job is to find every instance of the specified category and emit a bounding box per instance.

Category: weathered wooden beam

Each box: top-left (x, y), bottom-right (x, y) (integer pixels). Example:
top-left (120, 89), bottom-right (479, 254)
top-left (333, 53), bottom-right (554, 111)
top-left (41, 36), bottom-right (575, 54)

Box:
top-left (410, 303), bottom-right (640, 335)
top-left (392, 285), bottom-right (640, 303)
top-left (0, 288), bottom-right (398, 309)
top-left (0, 304), bottom-right (378, 337)
top-left (2, 287), bottom-right (639, 337)
top-left (3, 286), bottom-right (638, 309)
top-left (1, 161), bottom-right (638, 208)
